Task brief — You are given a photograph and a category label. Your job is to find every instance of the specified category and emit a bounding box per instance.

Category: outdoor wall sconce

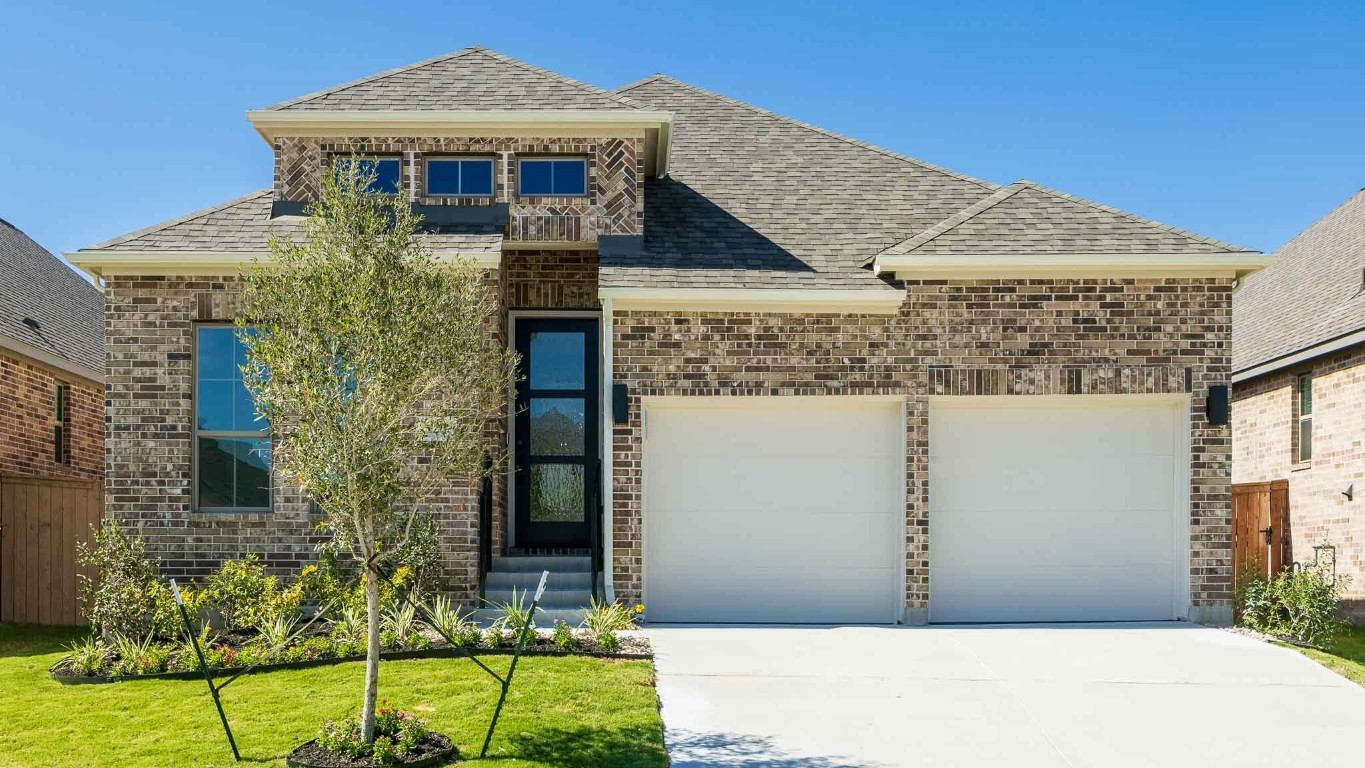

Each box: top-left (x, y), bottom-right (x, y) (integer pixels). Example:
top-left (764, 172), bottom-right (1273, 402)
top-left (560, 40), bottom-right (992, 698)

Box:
top-left (1206, 385), bottom-right (1230, 425)
top-left (1344, 483), bottom-right (1355, 502)
top-left (613, 382), bottom-right (630, 425)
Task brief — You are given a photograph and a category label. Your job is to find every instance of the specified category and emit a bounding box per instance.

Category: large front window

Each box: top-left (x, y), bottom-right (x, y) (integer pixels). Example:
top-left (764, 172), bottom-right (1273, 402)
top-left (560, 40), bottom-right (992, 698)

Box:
top-left (195, 326), bottom-right (270, 511)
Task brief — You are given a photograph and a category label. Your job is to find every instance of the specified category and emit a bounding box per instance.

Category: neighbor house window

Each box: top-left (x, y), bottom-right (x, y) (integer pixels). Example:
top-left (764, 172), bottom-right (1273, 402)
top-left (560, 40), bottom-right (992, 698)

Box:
top-left (1297, 373), bottom-right (1313, 462)
top-left (518, 158), bottom-right (588, 196)
top-left (425, 157), bottom-right (495, 197)
top-left (195, 326), bottom-right (270, 511)
top-left (333, 156), bottom-right (402, 195)
top-left (53, 383), bottom-right (69, 464)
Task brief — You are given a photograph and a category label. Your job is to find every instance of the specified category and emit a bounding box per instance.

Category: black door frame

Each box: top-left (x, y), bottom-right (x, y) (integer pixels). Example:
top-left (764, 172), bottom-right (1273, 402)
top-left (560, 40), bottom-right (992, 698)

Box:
top-left (510, 314), bottom-right (600, 550)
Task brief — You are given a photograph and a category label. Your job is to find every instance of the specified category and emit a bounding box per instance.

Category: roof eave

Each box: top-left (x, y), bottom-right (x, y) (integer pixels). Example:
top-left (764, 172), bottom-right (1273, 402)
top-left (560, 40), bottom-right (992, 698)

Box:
top-left (66, 248), bottom-right (503, 279)
top-left (598, 287), bottom-right (904, 314)
top-left (1233, 327), bottom-right (1365, 384)
top-left (873, 252), bottom-right (1271, 280)
top-left (0, 334), bottom-right (103, 385)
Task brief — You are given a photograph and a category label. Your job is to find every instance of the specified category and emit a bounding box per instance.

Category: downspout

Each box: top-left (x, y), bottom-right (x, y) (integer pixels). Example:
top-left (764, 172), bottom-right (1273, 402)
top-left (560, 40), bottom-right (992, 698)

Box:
top-left (601, 296), bottom-right (616, 602)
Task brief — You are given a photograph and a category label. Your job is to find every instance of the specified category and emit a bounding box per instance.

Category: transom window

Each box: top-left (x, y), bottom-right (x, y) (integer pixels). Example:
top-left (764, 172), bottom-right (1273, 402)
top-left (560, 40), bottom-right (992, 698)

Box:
top-left (195, 326), bottom-right (270, 511)
top-left (333, 156), bottom-right (402, 195)
top-left (425, 157), bottom-right (495, 197)
top-left (1297, 373), bottom-right (1313, 463)
top-left (518, 158), bottom-right (588, 197)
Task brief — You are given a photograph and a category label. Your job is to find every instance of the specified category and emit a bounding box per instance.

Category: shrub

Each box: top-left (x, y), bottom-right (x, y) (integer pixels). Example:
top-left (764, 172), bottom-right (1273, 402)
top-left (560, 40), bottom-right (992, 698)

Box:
top-left (256, 613), bottom-right (300, 650)
top-left (52, 636), bottom-right (113, 676)
top-left (381, 601), bottom-right (426, 648)
top-left (316, 700), bottom-right (429, 764)
top-left (552, 620), bottom-right (575, 651)
top-left (76, 521), bottom-right (179, 639)
top-left (424, 594), bottom-right (473, 642)
top-left (581, 598), bottom-right (642, 652)
top-left (204, 555), bottom-right (300, 630)
top-left (393, 514), bottom-right (445, 596)
top-left (1237, 561), bottom-right (1351, 646)
top-left (487, 587), bottom-right (536, 643)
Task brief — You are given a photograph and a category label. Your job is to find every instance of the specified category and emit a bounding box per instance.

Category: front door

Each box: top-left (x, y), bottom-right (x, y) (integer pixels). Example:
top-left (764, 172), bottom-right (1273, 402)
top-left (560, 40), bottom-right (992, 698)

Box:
top-left (513, 317), bottom-right (599, 549)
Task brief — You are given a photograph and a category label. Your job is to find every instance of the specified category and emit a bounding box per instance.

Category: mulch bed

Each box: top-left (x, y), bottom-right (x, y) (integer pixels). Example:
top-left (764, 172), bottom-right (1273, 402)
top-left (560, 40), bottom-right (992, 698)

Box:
top-left (287, 733), bottom-right (457, 767)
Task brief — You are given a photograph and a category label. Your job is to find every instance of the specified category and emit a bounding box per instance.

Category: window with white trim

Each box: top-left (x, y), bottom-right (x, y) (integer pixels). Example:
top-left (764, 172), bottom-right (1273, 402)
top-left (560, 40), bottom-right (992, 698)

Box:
top-left (333, 156), bottom-right (402, 195)
top-left (1297, 373), bottom-right (1313, 463)
top-left (195, 325), bottom-right (270, 511)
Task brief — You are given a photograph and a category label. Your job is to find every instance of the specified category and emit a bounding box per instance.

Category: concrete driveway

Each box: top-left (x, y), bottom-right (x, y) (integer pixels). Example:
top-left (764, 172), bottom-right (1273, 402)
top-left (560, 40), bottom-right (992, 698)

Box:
top-left (648, 623), bottom-right (1365, 767)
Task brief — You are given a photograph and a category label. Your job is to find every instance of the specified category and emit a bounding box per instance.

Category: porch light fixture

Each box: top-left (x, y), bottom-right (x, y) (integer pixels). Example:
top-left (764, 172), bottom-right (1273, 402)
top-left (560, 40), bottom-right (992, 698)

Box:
top-left (613, 382), bottom-right (630, 425)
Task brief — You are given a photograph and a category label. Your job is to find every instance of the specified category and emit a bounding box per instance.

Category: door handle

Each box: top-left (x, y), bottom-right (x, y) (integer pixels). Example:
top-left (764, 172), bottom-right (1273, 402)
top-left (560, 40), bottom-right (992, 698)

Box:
top-left (1260, 526), bottom-right (1273, 545)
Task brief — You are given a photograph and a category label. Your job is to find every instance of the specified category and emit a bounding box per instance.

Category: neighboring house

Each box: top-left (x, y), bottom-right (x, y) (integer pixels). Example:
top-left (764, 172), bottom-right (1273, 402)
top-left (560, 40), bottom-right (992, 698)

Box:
top-left (68, 46), bottom-right (1267, 626)
top-left (1232, 189), bottom-right (1365, 620)
top-left (0, 217), bottom-right (104, 624)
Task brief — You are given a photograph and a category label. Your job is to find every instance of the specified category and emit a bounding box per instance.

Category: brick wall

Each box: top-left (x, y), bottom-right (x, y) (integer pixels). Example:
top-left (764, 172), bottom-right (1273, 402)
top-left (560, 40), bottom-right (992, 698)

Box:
top-left (1233, 342), bottom-right (1365, 619)
top-left (103, 273), bottom-right (501, 599)
top-left (0, 352), bottom-right (102, 480)
top-left (274, 136), bottom-right (644, 239)
top-left (611, 277), bottom-right (1234, 623)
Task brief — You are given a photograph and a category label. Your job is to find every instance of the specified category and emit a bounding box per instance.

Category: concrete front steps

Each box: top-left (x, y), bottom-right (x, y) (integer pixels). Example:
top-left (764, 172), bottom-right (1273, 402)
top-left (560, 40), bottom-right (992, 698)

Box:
top-left (470, 554), bottom-right (598, 626)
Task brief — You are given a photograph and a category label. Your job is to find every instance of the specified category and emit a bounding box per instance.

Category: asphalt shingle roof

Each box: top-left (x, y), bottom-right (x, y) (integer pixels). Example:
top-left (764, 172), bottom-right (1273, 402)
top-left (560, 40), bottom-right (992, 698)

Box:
top-left (81, 190), bottom-right (504, 254)
top-left (264, 46), bottom-right (642, 112)
top-left (877, 180), bottom-right (1256, 258)
top-left (1233, 189), bottom-right (1365, 374)
top-left (603, 76), bottom-right (998, 290)
top-left (0, 218), bottom-right (103, 373)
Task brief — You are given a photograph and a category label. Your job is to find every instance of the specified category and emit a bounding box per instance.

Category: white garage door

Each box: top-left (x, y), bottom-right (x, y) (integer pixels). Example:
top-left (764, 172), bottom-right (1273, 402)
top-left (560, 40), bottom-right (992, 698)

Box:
top-left (929, 397), bottom-right (1185, 623)
top-left (644, 398), bottom-right (903, 624)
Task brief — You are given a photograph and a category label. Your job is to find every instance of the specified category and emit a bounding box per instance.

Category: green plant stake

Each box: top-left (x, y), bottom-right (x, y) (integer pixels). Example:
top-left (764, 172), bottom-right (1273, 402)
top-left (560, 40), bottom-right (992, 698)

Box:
top-left (171, 579), bottom-right (240, 762)
top-left (480, 570), bottom-right (547, 758)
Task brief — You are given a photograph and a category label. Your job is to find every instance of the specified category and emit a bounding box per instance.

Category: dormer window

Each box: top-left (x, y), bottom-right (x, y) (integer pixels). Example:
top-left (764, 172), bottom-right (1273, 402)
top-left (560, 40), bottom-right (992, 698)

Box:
top-left (518, 158), bottom-right (588, 197)
top-left (426, 157), bottom-right (495, 197)
top-left (334, 156), bottom-right (402, 195)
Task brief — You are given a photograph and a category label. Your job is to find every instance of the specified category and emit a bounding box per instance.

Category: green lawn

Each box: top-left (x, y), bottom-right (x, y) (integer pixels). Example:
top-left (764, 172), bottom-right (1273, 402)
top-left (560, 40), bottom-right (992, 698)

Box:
top-left (1287, 623), bottom-right (1365, 687)
top-left (0, 624), bottom-right (666, 768)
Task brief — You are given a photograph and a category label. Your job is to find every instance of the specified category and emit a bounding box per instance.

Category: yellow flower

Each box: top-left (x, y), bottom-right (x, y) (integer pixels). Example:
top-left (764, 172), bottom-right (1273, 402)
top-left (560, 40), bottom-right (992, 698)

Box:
top-left (634, 604), bottom-right (645, 614)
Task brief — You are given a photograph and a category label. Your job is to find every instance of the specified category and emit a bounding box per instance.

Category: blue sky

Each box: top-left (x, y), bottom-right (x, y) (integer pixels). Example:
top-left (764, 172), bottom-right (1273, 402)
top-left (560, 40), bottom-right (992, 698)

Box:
top-left (3, 0), bottom-right (1362, 270)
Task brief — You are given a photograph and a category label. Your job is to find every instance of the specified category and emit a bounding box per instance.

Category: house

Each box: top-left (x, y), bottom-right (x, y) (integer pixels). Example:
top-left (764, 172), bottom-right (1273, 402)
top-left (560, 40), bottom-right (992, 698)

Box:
top-left (0, 217), bottom-right (104, 624)
top-left (1232, 189), bottom-right (1365, 620)
top-left (67, 47), bottom-right (1268, 626)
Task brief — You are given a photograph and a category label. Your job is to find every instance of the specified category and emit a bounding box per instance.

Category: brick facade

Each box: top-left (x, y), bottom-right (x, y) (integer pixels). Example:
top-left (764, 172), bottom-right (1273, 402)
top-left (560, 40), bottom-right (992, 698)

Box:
top-left (1233, 342), bottom-right (1365, 619)
top-left (273, 136), bottom-right (644, 240)
top-left (0, 352), bottom-right (102, 481)
top-left (611, 278), bottom-right (1234, 623)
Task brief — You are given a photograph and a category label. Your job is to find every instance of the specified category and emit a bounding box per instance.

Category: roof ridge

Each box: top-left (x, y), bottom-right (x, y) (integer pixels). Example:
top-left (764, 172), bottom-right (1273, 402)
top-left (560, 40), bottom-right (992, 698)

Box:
top-left (264, 46), bottom-right (642, 111)
top-left (1014, 179), bottom-right (1259, 254)
top-left (869, 182), bottom-right (1029, 263)
top-left (1259, 187), bottom-right (1365, 260)
top-left (81, 189), bottom-right (272, 251)
top-left (616, 74), bottom-right (997, 190)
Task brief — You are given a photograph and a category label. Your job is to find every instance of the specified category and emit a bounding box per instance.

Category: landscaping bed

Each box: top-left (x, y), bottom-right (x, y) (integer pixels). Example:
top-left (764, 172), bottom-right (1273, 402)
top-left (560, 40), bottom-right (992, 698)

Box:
top-left (288, 734), bottom-right (456, 767)
top-left (50, 628), bottom-right (651, 685)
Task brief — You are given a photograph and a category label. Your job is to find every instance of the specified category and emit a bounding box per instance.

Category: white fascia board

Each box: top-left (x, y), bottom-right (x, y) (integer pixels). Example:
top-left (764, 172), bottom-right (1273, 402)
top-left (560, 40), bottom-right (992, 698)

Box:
top-left (66, 249), bottom-right (502, 278)
top-left (247, 110), bottom-right (672, 142)
top-left (599, 287), bottom-right (904, 314)
top-left (874, 252), bottom-right (1272, 280)
top-left (1232, 328), bottom-right (1365, 384)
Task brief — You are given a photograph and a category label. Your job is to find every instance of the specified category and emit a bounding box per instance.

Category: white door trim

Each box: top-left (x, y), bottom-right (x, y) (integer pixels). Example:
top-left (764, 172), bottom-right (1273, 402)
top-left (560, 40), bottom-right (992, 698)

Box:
top-left (926, 393), bottom-right (1192, 622)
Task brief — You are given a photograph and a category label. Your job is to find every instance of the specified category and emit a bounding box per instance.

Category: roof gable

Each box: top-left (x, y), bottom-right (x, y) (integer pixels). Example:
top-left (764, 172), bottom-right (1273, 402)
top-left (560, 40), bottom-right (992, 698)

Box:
top-left (1233, 189), bottom-right (1365, 374)
top-left (0, 219), bottom-right (103, 375)
top-left (265, 46), bottom-right (642, 112)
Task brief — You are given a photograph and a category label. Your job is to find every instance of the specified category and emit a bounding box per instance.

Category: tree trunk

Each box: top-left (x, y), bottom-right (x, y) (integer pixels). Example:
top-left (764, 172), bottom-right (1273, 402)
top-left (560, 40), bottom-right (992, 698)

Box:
top-left (360, 560), bottom-right (381, 744)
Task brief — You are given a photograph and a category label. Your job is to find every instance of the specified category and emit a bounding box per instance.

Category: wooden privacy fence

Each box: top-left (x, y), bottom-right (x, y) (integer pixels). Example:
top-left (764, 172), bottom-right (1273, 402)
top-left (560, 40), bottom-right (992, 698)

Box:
top-left (0, 474), bottom-right (103, 625)
top-left (1232, 480), bottom-right (1289, 590)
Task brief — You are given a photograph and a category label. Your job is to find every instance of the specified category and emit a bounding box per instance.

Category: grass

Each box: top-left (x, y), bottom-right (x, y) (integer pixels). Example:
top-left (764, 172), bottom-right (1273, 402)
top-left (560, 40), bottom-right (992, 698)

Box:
top-left (1287, 623), bottom-right (1365, 687)
top-left (0, 623), bottom-right (666, 768)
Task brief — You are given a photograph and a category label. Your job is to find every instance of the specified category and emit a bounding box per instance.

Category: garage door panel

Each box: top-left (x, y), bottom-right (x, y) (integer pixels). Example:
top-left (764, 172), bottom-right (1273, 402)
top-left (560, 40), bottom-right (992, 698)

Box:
top-left (645, 399), bottom-right (902, 624)
top-left (930, 399), bottom-right (1182, 624)
top-left (931, 455), bottom-right (1175, 512)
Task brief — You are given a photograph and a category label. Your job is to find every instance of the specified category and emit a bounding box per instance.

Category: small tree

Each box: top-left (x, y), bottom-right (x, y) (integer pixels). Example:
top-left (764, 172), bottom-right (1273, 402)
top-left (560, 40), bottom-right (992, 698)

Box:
top-left (238, 166), bottom-right (515, 743)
